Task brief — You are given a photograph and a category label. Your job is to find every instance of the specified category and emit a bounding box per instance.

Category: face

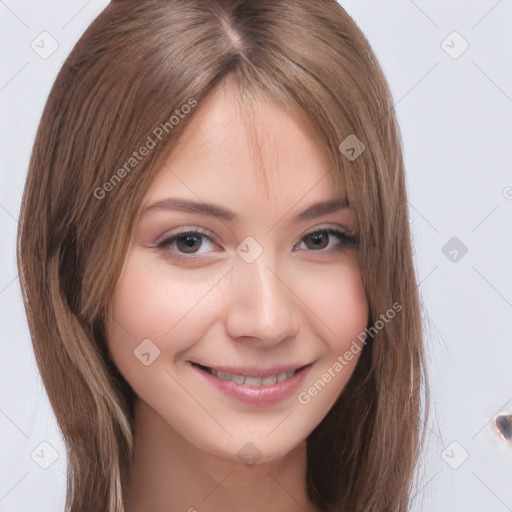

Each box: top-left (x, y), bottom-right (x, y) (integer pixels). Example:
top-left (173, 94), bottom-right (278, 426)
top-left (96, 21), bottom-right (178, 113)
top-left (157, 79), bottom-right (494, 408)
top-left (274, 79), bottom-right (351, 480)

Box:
top-left (106, 78), bottom-right (369, 464)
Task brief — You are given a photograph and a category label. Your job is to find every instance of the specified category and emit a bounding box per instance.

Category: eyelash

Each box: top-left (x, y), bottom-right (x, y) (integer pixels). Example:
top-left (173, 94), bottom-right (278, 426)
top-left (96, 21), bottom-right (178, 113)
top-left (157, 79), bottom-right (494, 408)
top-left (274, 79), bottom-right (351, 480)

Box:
top-left (154, 226), bottom-right (357, 260)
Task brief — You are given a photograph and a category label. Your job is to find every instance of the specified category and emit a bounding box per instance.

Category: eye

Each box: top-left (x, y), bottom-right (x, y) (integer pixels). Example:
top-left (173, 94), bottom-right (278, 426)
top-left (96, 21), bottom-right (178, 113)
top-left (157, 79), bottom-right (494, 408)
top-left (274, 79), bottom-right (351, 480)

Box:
top-left (294, 228), bottom-right (357, 253)
top-left (154, 226), bottom-right (357, 260)
top-left (155, 228), bottom-right (218, 257)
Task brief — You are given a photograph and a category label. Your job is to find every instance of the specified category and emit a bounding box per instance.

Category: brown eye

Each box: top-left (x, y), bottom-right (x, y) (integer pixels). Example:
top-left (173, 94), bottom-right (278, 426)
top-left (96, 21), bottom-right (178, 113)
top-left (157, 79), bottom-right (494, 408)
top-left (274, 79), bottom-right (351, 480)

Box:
top-left (304, 232), bottom-right (329, 250)
top-left (175, 234), bottom-right (203, 254)
top-left (155, 229), bottom-right (218, 257)
top-left (297, 229), bottom-right (357, 253)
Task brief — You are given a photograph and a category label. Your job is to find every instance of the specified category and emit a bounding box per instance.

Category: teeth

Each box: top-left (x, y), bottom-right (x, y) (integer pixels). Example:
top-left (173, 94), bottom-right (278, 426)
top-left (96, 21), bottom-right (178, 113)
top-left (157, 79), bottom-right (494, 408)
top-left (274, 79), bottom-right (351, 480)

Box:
top-left (261, 375), bottom-right (277, 386)
top-left (231, 374), bottom-right (245, 384)
top-left (244, 376), bottom-right (262, 387)
top-left (208, 367), bottom-right (298, 386)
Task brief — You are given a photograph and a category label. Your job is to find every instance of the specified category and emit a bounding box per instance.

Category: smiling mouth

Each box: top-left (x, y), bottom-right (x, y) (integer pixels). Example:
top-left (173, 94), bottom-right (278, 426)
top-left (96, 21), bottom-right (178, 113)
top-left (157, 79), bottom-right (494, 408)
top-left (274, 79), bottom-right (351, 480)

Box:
top-left (191, 362), bottom-right (310, 387)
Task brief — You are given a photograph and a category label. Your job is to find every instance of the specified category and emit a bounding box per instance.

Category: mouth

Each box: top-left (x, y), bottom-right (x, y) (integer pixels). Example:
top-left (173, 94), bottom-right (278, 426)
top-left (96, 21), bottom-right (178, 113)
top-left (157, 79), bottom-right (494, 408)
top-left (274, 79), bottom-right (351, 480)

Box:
top-left (190, 362), bottom-right (311, 387)
top-left (189, 361), bottom-right (314, 405)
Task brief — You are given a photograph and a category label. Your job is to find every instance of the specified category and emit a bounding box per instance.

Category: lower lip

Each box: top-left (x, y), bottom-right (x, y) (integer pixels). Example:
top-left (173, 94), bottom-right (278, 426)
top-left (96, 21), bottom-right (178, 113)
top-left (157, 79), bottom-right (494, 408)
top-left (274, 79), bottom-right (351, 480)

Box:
top-left (190, 363), bottom-right (313, 405)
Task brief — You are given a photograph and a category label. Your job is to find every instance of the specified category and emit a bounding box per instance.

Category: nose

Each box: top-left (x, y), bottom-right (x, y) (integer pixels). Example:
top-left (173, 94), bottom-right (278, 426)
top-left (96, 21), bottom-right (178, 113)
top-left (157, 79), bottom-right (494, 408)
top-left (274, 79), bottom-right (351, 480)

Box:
top-left (224, 252), bottom-right (301, 347)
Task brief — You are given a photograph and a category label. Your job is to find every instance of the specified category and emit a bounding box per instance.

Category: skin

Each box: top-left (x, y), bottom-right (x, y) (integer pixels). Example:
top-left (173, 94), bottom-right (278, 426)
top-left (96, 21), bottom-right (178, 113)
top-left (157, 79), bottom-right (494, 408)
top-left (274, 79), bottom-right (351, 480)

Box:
top-left (106, 75), bottom-right (369, 512)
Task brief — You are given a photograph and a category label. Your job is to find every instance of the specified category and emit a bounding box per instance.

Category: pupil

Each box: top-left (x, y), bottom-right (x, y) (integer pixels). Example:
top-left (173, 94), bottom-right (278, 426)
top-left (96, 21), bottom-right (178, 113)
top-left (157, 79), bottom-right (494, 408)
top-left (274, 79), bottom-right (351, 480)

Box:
top-left (309, 233), bottom-right (327, 249)
top-left (179, 235), bottom-right (200, 253)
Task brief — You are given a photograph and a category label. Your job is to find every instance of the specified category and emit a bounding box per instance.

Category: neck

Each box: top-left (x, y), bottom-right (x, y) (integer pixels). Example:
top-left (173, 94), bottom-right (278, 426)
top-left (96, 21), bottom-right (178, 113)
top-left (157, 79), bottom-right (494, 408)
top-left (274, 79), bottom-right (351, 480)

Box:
top-left (122, 398), bottom-right (319, 512)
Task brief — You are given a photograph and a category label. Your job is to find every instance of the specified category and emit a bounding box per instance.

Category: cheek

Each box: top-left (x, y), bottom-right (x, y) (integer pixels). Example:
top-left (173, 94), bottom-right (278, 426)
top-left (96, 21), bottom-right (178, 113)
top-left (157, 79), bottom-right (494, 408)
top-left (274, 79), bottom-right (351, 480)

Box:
top-left (106, 251), bottom-right (218, 360)
top-left (332, 269), bottom-right (368, 348)
top-left (292, 259), bottom-right (368, 397)
top-left (295, 259), bottom-right (369, 348)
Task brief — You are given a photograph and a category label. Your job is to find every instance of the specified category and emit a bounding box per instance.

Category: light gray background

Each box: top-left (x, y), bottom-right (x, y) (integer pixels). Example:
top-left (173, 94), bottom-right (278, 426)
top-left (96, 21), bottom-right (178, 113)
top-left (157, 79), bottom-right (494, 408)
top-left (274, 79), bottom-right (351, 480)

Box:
top-left (1, 1), bottom-right (511, 511)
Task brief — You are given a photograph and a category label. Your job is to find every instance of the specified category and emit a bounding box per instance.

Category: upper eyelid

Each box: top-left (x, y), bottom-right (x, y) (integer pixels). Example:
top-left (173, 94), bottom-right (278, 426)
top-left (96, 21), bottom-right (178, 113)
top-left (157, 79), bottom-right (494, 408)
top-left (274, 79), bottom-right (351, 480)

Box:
top-left (156, 223), bottom-right (353, 243)
top-left (155, 226), bottom-right (219, 246)
top-left (155, 224), bottom-right (355, 250)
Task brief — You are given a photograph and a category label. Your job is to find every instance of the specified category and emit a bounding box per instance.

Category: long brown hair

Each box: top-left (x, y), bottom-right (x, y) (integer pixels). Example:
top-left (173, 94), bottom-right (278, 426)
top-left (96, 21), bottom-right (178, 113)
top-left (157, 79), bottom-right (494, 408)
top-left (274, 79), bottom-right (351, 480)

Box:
top-left (17, 1), bottom-right (430, 510)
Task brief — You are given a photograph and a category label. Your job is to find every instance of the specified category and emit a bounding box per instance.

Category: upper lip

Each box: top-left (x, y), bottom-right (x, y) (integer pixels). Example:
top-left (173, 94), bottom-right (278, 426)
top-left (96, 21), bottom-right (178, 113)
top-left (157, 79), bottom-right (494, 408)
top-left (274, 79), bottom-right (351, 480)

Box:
top-left (189, 360), bottom-right (312, 378)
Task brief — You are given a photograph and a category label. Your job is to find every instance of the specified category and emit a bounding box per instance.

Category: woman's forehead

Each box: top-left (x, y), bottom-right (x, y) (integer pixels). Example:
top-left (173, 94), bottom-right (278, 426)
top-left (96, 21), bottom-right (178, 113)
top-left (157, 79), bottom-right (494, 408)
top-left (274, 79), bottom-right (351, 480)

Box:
top-left (145, 79), bottom-right (336, 198)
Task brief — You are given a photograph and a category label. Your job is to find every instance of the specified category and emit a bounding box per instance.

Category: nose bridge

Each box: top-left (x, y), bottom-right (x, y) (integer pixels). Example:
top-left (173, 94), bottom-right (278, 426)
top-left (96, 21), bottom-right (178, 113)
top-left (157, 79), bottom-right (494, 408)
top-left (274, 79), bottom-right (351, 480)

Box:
top-left (225, 249), bottom-right (300, 345)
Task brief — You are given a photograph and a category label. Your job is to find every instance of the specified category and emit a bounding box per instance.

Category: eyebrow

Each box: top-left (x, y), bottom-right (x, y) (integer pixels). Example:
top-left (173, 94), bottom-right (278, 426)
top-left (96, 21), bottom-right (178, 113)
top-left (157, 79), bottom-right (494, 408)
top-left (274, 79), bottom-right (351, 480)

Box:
top-left (142, 197), bottom-right (350, 223)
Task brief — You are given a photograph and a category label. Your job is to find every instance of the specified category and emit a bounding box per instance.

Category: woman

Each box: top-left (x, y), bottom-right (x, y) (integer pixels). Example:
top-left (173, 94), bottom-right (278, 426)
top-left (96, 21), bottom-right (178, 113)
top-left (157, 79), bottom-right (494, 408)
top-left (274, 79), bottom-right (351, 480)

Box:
top-left (17, 1), bottom-right (430, 510)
